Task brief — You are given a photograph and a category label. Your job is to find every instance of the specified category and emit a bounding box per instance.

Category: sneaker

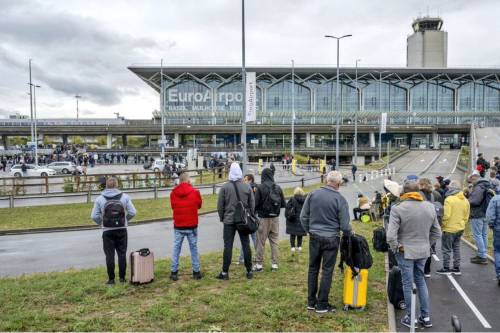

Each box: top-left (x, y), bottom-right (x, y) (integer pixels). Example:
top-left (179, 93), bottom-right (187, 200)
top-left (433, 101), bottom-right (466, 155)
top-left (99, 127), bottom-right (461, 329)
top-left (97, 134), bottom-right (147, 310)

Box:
top-left (298, 247), bottom-right (302, 252)
top-left (170, 271), bottom-right (178, 281)
top-left (192, 271), bottom-right (202, 280)
top-left (216, 272), bottom-right (229, 280)
top-left (400, 315), bottom-right (418, 329)
top-left (246, 271), bottom-right (253, 280)
top-left (424, 273), bottom-right (431, 278)
top-left (291, 247), bottom-right (296, 254)
top-left (106, 279), bottom-right (115, 286)
top-left (436, 268), bottom-right (451, 275)
top-left (315, 304), bottom-right (336, 314)
top-left (271, 264), bottom-right (278, 271)
top-left (253, 264), bottom-right (263, 272)
top-left (451, 268), bottom-right (461, 276)
top-left (119, 278), bottom-right (126, 283)
top-left (418, 316), bottom-right (433, 328)
top-left (470, 257), bottom-right (488, 265)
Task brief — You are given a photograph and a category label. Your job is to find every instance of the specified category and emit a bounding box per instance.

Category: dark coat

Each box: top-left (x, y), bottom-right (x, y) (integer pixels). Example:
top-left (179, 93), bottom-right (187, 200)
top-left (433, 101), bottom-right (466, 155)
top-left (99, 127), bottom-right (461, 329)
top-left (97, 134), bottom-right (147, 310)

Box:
top-left (468, 179), bottom-right (491, 218)
top-left (255, 168), bottom-right (286, 218)
top-left (285, 194), bottom-right (307, 236)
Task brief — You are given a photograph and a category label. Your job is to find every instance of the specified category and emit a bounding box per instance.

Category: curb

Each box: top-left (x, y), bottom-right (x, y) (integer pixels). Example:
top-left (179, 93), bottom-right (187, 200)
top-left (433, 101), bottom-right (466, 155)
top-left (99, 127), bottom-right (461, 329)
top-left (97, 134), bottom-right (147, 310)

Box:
top-left (0, 210), bottom-right (219, 236)
top-left (385, 252), bottom-right (397, 332)
top-left (461, 237), bottom-right (495, 263)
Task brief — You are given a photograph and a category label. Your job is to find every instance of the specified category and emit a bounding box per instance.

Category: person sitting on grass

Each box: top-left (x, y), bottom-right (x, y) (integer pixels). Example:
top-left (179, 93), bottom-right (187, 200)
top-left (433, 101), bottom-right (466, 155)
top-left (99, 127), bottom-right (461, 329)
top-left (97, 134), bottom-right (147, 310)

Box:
top-left (352, 193), bottom-right (371, 220)
top-left (91, 177), bottom-right (136, 285)
top-left (169, 172), bottom-right (203, 281)
top-left (285, 187), bottom-right (307, 254)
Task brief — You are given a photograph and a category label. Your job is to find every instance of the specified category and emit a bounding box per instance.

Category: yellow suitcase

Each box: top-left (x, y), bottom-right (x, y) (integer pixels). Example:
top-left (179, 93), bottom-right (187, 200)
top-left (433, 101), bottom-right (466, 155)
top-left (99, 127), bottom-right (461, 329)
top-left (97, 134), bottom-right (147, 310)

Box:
top-left (343, 267), bottom-right (368, 310)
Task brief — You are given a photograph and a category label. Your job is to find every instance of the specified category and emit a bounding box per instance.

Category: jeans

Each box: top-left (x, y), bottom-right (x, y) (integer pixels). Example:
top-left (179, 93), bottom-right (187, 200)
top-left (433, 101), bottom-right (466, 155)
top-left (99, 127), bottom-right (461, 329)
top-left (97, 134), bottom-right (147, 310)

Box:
top-left (307, 235), bottom-right (340, 308)
top-left (171, 228), bottom-right (200, 273)
top-left (494, 229), bottom-right (500, 278)
top-left (255, 217), bottom-right (280, 266)
top-left (290, 235), bottom-right (303, 248)
top-left (238, 232), bottom-right (257, 263)
top-left (441, 231), bottom-right (463, 269)
top-left (395, 253), bottom-right (430, 318)
top-left (222, 224), bottom-right (252, 272)
top-left (102, 229), bottom-right (128, 280)
top-left (470, 218), bottom-right (488, 258)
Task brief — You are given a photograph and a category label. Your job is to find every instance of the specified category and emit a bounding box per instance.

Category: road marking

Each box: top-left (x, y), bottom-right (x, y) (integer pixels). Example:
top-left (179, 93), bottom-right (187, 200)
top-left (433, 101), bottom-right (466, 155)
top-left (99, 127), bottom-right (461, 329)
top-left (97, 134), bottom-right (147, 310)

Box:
top-left (448, 150), bottom-right (461, 177)
top-left (432, 254), bottom-right (440, 261)
top-left (446, 274), bottom-right (492, 329)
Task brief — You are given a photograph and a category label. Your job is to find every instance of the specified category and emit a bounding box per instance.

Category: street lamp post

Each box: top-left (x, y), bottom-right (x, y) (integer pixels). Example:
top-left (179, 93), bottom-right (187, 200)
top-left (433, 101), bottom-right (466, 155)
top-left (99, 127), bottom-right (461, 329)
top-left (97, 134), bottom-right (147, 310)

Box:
top-left (241, 0), bottom-right (247, 173)
top-left (354, 59), bottom-right (361, 165)
top-left (33, 84), bottom-right (41, 165)
top-left (75, 95), bottom-right (81, 120)
top-left (324, 34), bottom-right (352, 170)
top-left (160, 58), bottom-right (165, 159)
top-left (28, 59), bottom-right (34, 160)
top-left (291, 59), bottom-right (295, 156)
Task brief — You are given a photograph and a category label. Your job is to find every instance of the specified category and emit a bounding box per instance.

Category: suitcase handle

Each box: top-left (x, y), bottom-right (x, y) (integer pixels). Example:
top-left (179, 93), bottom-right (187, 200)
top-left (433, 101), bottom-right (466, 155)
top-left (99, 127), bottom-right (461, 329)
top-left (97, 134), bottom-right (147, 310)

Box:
top-left (138, 248), bottom-right (151, 256)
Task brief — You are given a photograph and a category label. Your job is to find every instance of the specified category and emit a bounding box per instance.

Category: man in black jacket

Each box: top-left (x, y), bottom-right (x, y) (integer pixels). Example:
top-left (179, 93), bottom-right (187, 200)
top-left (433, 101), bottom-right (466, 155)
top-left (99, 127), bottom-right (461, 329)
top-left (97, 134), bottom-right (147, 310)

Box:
top-left (254, 168), bottom-right (286, 272)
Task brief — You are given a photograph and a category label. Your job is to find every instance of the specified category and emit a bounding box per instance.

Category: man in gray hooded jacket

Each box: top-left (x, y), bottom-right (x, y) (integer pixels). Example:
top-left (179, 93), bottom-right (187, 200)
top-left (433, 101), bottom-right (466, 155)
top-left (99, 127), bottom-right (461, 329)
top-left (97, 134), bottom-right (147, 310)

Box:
top-left (91, 177), bottom-right (136, 285)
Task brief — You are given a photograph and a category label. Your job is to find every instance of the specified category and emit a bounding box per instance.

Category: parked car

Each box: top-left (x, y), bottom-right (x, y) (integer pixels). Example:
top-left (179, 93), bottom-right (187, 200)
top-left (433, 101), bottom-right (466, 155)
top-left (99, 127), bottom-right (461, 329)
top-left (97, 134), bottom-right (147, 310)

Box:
top-left (10, 164), bottom-right (57, 177)
top-left (151, 159), bottom-right (186, 173)
top-left (47, 161), bottom-right (77, 174)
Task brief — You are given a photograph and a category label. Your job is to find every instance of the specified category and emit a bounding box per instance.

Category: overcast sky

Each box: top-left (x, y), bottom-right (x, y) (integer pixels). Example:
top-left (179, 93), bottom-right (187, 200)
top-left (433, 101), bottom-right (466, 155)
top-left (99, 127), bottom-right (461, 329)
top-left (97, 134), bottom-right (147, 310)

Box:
top-left (0, 0), bottom-right (499, 119)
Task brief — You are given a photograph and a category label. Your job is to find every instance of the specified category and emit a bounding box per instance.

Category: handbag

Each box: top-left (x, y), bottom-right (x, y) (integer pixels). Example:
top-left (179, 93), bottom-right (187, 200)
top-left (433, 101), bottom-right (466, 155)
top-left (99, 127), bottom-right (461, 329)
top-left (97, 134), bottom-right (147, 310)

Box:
top-left (231, 181), bottom-right (260, 234)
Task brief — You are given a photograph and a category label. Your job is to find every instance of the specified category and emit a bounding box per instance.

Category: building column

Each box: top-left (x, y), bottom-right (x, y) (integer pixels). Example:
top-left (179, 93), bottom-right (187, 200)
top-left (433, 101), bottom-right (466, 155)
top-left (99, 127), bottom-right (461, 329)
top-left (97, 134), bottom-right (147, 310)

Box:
top-left (107, 133), bottom-right (112, 149)
top-left (310, 134), bottom-right (316, 148)
top-left (212, 134), bottom-right (217, 147)
top-left (38, 133), bottom-right (44, 146)
top-left (62, 134), bottom-right (68, 145)
top-left (432, 132), bottom-right (439, 150)
top-left (306, 132), bottom-right (311, 148)
top-left (145, 135), bottom-right (150, 147)
top-left (122, 134), bottom-right (127, 147)
top-left (261, 134), bottom-right (266, 148)
top-left (369, 132), bottom-right (376, 148)
top-left (174, 133), bottom-right (180, 148)
top-left (2, 135), bottom-right (8, 149)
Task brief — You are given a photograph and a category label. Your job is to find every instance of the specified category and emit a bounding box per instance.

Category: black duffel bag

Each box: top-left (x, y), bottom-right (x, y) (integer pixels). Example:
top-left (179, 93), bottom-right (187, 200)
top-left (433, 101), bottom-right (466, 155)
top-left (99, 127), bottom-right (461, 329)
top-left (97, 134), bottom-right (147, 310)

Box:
top-left (232, 181), bottom-right (260, 234)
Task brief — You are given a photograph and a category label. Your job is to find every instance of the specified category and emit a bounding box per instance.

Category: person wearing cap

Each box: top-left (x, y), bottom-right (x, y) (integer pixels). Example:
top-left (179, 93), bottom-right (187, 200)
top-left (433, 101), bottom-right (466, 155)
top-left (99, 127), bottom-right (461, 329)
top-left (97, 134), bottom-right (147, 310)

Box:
top-left (436, 181), bottom-right (470, 276)
top-left (466, 170), bottom-right (491, 265)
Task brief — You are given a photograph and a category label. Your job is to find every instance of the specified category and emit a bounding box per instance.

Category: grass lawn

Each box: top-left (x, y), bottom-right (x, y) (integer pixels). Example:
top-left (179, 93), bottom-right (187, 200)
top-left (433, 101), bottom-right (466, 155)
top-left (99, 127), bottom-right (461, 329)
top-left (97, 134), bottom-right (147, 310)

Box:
top-left (0, 220), bottom-right (387, 331)
top-left (0, 183), bottom-right (323, 232)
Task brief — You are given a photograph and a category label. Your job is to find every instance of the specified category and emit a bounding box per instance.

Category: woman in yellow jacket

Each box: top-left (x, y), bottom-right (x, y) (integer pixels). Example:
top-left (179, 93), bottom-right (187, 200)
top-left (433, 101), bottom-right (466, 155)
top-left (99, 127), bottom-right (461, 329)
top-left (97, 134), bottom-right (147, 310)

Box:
top-left (436, 181), bottom-right (470, 275)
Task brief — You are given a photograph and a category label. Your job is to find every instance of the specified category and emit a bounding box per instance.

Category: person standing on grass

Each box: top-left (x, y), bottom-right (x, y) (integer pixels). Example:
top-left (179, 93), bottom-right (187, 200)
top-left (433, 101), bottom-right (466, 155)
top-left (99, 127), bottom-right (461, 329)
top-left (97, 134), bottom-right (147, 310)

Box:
top-left (387, 181), bottom-right (441, 329)
top-left (436, 181), bottom-right (470, 276)
top-left (91, 177), bottom-right (136, 285)
top-left (285, 187), bottom-right (307, 254)
top-left (253, 167), bottom-right (286, 272)
top-left (466, 170), bottom-right (491, 265)
top-left (169, 172), bottom-right (203, 281)
top-left (216, 162), bottom-right (255, 280)
top-left (300, 171), bottom-right (351, 314)
top-left (486, 190), bottom-right (500, 286)
top-left (236, 174), bottom-right (258, 265)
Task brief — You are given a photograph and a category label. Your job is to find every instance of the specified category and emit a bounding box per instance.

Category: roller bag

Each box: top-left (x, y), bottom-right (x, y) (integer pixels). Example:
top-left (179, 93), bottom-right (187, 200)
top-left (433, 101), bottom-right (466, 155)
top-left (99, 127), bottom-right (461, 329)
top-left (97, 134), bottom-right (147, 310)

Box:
top-left (343, 266), bottom-right (368, 311)
top-left (130, 248), bottom-right (154, 284)
top-left (387, 266), bottom-right (406, 310)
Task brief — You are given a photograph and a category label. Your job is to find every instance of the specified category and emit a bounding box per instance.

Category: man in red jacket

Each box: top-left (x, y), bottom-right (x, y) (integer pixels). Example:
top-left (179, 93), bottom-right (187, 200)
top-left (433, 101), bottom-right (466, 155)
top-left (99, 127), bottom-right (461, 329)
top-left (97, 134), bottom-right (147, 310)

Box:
top-left (169, 172), bottom-right (203, 281)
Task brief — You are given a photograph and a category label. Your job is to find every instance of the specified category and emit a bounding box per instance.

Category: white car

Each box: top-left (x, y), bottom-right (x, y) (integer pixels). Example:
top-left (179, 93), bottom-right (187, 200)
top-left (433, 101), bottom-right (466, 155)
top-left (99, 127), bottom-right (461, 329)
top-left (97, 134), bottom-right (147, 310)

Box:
top-left (10, 164), bottom-right (57, 177)
top-left (152, 159), bottom-right (186, 172)
top-left (47, 161), bottom-right (77, 174)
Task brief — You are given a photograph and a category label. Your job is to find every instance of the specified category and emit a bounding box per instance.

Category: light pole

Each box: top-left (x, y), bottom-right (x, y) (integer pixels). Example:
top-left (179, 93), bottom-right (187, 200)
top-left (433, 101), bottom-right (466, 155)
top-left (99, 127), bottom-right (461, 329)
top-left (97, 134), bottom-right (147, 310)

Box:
top-left (291, 59), bottom-right (295, 156)
top-left (160, 58), bottom-right (165, 159)
top-left (241, 0), bottom-right (247, 172)
top-left (354, 59), bottom-right (361, 165)
top-left (75, 95), bottom-right (81, 120)
top-left (33, 84), bottom-right (41, 165)
top-left (373, 70), bottom-right (389, 160)
top-left (28, 59), bottom-right (34, 159)
top-left (324, 34), bottom-right (352, 170)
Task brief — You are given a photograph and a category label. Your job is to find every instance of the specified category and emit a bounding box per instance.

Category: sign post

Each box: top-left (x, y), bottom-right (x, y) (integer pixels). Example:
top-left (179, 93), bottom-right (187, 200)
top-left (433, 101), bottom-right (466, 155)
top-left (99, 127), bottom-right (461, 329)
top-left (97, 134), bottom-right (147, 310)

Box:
top-left (245, 72), bottom-right (256, 122)
top-left (379, 112), bottom-right (387, 160)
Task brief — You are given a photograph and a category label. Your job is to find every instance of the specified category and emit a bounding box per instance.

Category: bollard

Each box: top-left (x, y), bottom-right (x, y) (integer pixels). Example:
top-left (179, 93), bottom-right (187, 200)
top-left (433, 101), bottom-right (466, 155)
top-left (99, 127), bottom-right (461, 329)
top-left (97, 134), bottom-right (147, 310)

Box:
top-left (45, 175), bottom-right (49, 194)
top-left (301, 178), bottom-right (305, 188)
top-left (359, 176), bottom-right (362, 184)
top-left (9, 194), bottom-right (14, 208)
top-left (154, 185), bottom-right (158, 199)
top-left (393, 167), bottom-right (396, 175)
top-left (212, 183), bottom-right (216, 195)
top-left (87, 188), bottom-right (92, 203)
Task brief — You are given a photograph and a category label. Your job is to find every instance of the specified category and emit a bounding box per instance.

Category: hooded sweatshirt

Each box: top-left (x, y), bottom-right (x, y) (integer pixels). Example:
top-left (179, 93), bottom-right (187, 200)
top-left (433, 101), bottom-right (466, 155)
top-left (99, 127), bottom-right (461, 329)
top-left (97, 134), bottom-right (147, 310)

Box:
top-left (91, 188), bottom-right (137, 232)
top-left (442, 189), bottom-right (470, 233)
top-left (170, 181), bottom-right (202, 229)
top-left (468, 178), bottom-right (491, 218)
top-left (255, 168), bottom-right (286, 218)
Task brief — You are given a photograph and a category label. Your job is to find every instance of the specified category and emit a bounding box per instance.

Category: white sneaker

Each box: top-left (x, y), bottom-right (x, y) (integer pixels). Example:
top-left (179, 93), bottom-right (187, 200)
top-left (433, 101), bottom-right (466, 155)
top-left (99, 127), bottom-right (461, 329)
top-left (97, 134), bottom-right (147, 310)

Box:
top-left (253, 264), bottom-right (263, 272)
top-left (291, 247), bottom-right (296, 253)
top-left (298, 247), bottom-right (302, 252)
top-left (271, 264), bottom-right (278, 271)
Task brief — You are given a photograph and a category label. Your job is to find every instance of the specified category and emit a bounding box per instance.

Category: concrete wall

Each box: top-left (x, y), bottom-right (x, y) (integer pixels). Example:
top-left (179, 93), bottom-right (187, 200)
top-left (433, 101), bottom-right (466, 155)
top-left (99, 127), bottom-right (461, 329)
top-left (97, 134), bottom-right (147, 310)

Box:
top-left (407, 31), bottom-right (447, 68)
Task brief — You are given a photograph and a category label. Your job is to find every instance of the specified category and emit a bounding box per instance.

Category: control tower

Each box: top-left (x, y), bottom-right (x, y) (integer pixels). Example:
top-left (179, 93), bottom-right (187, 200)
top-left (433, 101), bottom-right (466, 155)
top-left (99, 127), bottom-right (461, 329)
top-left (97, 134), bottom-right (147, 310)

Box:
top-left (407, 16), bottom-right (447, 68)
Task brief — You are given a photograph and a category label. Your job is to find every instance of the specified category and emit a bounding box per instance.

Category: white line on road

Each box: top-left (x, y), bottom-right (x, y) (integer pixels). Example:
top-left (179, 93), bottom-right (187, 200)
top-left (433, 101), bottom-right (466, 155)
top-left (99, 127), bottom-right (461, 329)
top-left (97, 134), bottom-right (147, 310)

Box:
top-left (448, 150), bottom-right (461, 178)
top-left (446, 274), bottom-right (492, 329)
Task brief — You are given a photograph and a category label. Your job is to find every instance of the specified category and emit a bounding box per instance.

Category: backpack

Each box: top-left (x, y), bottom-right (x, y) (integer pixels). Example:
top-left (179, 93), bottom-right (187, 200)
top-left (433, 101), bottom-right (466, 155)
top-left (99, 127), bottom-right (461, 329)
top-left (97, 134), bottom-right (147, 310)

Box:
top-left (483, 187), bottom-right (496, 212)
top-left (261, 183), bottom-right (282, 217)
top-left (102, 193), bottom-right (126, 228)
top-left (231, 182), bottom-right (259, 234)
top-left (372, 227), bottom-right (389, 252)
top-left (339, 234), bottom-right (373, 275)
top-left (285, 199), bottom-right (296, 221)
top-left (430, 193), bottom-right (444, 223)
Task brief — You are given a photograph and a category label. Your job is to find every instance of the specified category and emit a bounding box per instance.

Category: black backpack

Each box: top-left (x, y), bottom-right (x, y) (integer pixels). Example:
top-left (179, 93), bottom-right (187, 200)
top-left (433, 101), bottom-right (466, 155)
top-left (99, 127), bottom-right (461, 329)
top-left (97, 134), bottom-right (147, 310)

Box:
top-left (284, 199), bottom-right (296, 221)
top-left (372, 227), bottom-right (389, 252)
top-left (339, 234), bottom-right (373, 274)
top-left (388, 266), bottom-right (406, 310)
top-left (261, 183), bottom-right (282, 217)
top-left (232, 182), bottom-right (259, 234)
top-left (102, 193), bottom-right (126, 228)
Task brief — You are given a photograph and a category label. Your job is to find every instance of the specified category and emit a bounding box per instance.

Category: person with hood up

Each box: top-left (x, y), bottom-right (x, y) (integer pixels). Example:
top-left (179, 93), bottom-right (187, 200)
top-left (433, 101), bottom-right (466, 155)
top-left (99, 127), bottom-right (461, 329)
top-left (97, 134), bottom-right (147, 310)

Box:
top-left (285, 187), bottom-right (307, 254)
top-left (216, 163), bottom-right (255, 280)
top-left (169, 172), bottom-right (203, 281)
top-left (91, 177), bottom-right (137, 285)
top-left (254, 167), bottom-right (286, 272)
top-left (436, 181), bottom-right (470, 275)
top-left (466, 170), bottom-right (492, 264)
